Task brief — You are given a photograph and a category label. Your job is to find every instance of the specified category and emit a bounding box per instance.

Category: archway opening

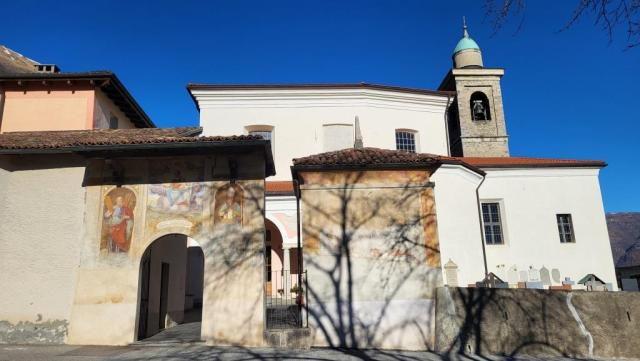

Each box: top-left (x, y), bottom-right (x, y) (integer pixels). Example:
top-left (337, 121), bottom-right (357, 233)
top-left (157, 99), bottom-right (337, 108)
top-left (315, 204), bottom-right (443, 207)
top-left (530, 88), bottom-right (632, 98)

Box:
top-left (470, 91), bottom-right (491, 121)
top-left (137, 234), bottom-right (204, 342)
top-left (265, 218), bottom-right (304, 329)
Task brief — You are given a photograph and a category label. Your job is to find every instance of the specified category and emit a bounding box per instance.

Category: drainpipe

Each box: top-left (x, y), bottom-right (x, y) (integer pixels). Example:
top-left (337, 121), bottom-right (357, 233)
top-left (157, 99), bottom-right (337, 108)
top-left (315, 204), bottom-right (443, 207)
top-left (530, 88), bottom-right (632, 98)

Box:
top-left (294, 179), bottom-right (303, 326)
top-left (475, 175), bottom-right (489, 277)
top-left (444, 94), bottom-right (452, 157)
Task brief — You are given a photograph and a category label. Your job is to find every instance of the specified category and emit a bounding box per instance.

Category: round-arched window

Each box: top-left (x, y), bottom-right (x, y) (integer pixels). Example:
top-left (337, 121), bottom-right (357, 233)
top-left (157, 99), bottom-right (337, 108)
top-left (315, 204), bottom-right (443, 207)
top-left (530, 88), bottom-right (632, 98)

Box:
top-left (470, 92), bottom-right (491, 121)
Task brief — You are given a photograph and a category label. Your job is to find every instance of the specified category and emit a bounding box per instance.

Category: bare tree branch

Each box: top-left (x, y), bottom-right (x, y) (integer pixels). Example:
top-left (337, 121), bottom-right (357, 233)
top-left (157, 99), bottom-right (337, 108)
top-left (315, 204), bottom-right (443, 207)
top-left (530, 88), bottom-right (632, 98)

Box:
top-left (484, 0), bottom-right (640, 49)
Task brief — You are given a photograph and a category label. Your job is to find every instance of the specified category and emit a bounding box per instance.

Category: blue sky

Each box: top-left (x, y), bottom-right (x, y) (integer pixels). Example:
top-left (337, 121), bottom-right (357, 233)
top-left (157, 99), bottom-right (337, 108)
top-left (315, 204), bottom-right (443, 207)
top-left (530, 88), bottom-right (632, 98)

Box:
top-left (1, 1), bottom-right (638, 212)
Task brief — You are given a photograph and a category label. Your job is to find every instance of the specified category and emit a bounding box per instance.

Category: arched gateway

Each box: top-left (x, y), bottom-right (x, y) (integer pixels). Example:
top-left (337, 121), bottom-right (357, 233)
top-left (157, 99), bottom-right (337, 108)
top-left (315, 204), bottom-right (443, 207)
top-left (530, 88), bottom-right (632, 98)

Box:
top-left (66, 153), bottom-right (271, 346)
top-left (136, 234), bottom-right (204, 341)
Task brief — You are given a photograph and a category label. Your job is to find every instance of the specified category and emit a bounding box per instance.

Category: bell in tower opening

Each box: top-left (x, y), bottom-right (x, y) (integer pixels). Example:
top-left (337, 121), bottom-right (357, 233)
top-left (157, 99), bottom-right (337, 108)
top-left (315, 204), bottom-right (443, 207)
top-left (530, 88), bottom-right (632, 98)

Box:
top-left (472, 99), bottom-right (487, 120)
top-left (470, 91), bottom-right (491, 121)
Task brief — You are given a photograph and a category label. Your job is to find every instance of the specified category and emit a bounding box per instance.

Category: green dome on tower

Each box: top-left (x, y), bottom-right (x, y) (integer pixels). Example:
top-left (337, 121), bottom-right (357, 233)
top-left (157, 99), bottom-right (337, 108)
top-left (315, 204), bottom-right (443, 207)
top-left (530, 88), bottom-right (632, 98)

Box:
top-left (452, 17), bottom-right (484, 68)
top-left (453, 17), bottom-right (480, 55)
top-left (453, 36), bottom-right (480, 55)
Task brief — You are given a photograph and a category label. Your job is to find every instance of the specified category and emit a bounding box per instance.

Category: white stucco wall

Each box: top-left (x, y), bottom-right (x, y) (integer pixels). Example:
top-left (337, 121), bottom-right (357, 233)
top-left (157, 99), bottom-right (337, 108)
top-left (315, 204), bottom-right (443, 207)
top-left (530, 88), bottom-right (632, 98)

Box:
top-left (479, 167), bottom-right (617, 289)
top-left (431, 165), bottom-right (616, 290)
top-left (430, 164), bottom-right (486, 287)
top-left (0, 156), bottom-right (86, 343)
top-left (193, 87), bottom-right (451, 180)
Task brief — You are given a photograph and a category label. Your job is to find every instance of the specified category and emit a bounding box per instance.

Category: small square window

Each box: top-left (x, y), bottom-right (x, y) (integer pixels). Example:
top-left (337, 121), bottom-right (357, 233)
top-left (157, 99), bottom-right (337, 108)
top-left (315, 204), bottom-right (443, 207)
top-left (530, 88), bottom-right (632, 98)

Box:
top-left (481, 202), bottom-right (504, 245)
top-left (557, 214), bottom-right (575, 243)
top-left (395, 130), bottom-right (416, 153)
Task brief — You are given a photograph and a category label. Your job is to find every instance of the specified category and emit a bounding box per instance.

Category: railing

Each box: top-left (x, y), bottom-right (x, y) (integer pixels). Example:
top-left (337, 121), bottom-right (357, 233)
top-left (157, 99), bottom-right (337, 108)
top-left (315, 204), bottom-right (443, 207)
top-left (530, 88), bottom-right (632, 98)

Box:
top-left (265, 270), bottom-right (307, 329)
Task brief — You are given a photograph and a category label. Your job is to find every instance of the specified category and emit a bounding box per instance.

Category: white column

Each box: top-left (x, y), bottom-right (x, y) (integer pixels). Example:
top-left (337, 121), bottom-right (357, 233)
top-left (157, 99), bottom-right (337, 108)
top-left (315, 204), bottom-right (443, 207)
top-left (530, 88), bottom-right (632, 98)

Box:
top-left (283, 246), bottom-right (291, 295)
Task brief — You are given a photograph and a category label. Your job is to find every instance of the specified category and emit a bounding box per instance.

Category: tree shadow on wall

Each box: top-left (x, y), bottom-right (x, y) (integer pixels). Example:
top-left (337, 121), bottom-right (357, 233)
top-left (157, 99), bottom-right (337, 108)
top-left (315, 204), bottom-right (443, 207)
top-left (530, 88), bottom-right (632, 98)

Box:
top-left (299, 171), bottom-right (442, 351)
top-left (196, 180), bottom-right (268, 345)
top-left (441, 287), bottom-right (593, 360)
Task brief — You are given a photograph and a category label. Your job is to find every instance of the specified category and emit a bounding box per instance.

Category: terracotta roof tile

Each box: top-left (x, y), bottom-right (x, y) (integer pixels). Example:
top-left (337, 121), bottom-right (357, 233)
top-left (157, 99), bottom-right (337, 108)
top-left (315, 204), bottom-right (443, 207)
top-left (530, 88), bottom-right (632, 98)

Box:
top-left (453, 156), bottom-right (607, 168)
top-left (0, 127), bottom-right (263, 151)
top-left (266, 181), bottom-right (294, 194)
top-left (292, 147), bottom-right (441, 167)
top-left (292, 148), bottom-right (606, 173)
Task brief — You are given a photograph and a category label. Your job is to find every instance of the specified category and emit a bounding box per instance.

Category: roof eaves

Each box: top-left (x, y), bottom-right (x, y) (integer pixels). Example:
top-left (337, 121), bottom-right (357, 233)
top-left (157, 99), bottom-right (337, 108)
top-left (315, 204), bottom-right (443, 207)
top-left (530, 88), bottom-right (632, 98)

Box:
top-left (439, 158), bottom-right (486, 176)
top-left (0, 71), bottom-right (155, 128)
top-left (473, 161), bottom-right (607, 169)
top-left (186, 82), bottom-right (456, 98)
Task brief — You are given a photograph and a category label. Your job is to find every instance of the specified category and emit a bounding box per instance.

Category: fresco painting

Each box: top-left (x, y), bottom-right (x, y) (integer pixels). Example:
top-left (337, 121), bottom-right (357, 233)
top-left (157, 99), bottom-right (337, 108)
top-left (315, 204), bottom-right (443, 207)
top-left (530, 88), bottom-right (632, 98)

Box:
top-left (148, 183), bottom-right (206, 213)
top-left (145, 182), bottom-right (211, 237)
top-left (101, 187), bottom-right (136, 254)
top-left (214, 183), bottom-right (244, 225)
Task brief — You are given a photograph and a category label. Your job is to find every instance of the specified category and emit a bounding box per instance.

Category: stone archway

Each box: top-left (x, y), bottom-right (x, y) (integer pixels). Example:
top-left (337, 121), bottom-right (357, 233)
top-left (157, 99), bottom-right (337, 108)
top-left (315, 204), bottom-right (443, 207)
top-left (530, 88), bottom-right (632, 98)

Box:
top-left (68, 166), bottom-right (267, 346)
top-left (265, 219), bottom-right (285, 298)
top-left (136, 234), bottom-right (204, 342)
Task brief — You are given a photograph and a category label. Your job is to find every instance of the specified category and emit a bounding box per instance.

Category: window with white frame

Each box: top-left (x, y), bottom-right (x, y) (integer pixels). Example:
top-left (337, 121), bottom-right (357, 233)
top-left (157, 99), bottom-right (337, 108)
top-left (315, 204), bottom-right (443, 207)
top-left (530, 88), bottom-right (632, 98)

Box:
top-left (323, 124), bottom-right (353, 152)
top-left (395, 130), bottom-right (417, 153)
top-left (481, 202), bottom-right (504, 245)
top-left (557, 214), bottom-right (575, 243)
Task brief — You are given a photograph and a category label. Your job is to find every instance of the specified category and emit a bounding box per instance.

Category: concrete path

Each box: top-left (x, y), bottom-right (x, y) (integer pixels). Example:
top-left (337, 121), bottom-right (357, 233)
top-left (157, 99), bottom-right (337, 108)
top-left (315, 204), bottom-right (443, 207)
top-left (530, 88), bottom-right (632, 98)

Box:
top-left (135, 322), bottom-right (202, 345)
top-left (0, 344), bottom-right (609, 361)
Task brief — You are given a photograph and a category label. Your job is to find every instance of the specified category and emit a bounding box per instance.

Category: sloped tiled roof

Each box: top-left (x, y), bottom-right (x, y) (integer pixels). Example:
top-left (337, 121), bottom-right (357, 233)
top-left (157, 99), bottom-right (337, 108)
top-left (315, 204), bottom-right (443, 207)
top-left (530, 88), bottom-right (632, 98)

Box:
top-left (291, 148), bottom-right (605, 173)
top-left (293, 148), bottom-right (442, 167)
top-left (458, 156), bottom-right (606, 168)
top-left (607, 213), bottom-right (640, 268)
top-left (0, 127), bottom-right (264, 151)
top-left (0, 45), bottom-right (38, 75)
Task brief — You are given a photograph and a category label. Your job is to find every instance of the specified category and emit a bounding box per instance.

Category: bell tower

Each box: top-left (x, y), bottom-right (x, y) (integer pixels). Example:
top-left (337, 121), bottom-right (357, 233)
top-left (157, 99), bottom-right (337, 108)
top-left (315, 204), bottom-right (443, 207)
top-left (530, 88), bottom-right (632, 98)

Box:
top-left (439, 18), bottom-right (509, 157)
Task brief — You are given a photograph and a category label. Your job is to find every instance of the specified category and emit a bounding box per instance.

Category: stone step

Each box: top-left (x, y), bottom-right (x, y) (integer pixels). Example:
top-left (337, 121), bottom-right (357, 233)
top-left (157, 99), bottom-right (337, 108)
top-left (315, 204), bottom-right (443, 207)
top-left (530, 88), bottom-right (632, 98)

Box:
top-left (264, 327), bottom-right (312, 349)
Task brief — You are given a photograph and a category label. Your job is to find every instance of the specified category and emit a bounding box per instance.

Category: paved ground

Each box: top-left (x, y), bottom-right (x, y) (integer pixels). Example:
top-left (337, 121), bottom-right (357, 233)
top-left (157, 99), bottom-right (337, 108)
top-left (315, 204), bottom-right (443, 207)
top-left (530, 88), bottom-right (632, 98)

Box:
top-left (0, 344), bottom-right (606, 361)
top-left (136, 323), bottom-right (202, 345)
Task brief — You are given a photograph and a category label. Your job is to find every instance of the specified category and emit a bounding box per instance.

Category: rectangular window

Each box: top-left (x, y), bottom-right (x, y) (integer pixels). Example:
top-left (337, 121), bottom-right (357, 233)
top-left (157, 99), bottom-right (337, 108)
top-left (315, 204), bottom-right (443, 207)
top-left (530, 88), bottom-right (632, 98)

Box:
top-left (481, 202), bottom-right (504, 245)
top-left (249, 130), bottom-right (274, 154)
top-left (395, 130), bottom-right (416, 153)
top-left (557, 214), bottom-right (575, 243)
top-left (249, 130), bottom-right (272, 141)
top-left (323, 124), bottom-right (353, 152)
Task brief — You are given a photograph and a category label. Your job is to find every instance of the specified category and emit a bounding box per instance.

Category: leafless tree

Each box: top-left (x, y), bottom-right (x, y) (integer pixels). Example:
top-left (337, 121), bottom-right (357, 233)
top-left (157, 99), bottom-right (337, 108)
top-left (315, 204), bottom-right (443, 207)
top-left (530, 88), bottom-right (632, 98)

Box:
top-left (484, 0), bottom-right (640, 49)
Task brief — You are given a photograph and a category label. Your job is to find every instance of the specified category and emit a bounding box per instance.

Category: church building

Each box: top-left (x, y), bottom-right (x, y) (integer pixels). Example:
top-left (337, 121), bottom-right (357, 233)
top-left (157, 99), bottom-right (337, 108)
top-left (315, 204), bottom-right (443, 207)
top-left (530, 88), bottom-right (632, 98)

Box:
top-left (0, 23), bottom-right (617, 351)
top-left (189, 22), bottom-right (616, 293)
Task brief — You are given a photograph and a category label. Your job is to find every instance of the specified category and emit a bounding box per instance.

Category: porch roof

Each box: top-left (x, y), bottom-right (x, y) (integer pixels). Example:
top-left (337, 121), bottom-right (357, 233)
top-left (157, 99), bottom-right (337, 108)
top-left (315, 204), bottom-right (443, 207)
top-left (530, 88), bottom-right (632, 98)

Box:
top-left (0, 127), bottom-right (275, 175)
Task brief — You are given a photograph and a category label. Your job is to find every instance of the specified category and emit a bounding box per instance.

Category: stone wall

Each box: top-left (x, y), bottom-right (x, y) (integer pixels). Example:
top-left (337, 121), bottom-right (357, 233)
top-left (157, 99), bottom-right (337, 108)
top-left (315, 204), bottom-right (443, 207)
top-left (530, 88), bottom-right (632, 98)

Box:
top-left (299, 169), bottom-right (442, 350)
top-left (435, 287), bottom-right (640, 359)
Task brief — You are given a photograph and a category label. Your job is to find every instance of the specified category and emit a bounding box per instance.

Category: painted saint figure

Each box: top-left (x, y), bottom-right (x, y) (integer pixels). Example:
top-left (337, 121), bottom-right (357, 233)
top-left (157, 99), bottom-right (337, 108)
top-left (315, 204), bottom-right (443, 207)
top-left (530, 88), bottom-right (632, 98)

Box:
top-left (102, 188), bottom-right (136, 253)
top-left (214, 184), bottom-right (243, 225)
